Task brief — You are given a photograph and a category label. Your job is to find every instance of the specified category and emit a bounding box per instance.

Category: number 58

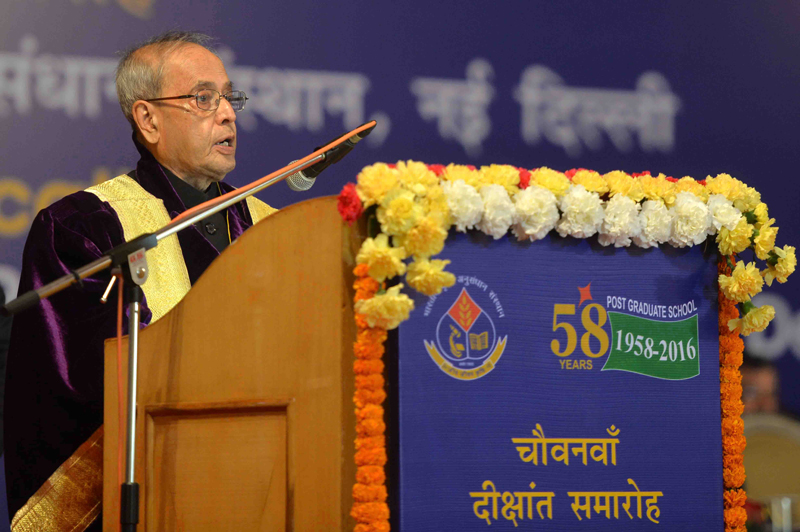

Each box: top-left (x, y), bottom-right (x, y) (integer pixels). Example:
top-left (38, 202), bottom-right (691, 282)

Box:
top-left (551, 303), bottom-right (609, 358)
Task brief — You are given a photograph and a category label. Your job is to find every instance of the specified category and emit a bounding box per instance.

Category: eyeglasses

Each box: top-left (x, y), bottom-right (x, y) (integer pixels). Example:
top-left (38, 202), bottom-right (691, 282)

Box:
top-left (144, 89), bottom-right (249, 112)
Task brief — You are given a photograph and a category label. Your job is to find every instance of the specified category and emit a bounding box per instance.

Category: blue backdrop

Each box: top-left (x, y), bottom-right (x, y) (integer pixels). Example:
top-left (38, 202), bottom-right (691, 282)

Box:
top-left (1, 0), bottom-right (799, 525)
top-left (398, 233), bottom-right (722, 529)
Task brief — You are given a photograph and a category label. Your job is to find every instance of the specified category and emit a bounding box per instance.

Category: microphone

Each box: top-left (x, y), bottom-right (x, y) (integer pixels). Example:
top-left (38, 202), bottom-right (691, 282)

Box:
top-left (286, 121), bottom-right (376, 192)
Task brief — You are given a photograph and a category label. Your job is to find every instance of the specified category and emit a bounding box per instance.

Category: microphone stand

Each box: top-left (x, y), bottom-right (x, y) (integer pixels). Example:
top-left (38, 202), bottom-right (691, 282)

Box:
top-left (2, 151), bottom-right (325, 531)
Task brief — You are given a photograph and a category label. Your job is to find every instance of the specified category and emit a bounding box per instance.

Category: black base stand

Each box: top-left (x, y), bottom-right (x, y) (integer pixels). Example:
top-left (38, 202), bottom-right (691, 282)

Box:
top-left (121, 482), bottom-right (140, 532)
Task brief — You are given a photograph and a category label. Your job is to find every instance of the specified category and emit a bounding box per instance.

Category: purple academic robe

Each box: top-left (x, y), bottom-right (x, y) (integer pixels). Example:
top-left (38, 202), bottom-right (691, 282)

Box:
top-left (4, 141), bottom-right (261, 527)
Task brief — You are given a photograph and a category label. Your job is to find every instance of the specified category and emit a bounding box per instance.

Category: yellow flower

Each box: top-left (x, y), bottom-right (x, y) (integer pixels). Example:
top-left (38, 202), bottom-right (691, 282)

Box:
top-left (532, 167), bottom-right (571, 198)
top-left (395, 160), bottom-right (439, 194)
top-left (764, 245), bottom-right (796, 286)
top-left (717, 218), bottom-right (754, 256)
top-left (640, 174), bottom-right (677, 206)
top-left (406, 258), bottom-right (456, 296)
top-left (356, 233), bottom-right (407, 282)
top-left (376, 187), bottom-right (423, 236)
top-left (480, 164), bottom-right (520, 196)
top-left (418, 184), bottom-right (451, 225)
top-left (728, 304), bottom-right (775, 337)
top-left (356, 163), bottom-right (399, 206)
top-left (604, 170), bottom-right (645, 202)
top-left (394, 215), bottom-right (448, 258)
top-left (735, 185), bottom-right (761, 213)
top-left (442, 163), bottom-right (482, 189)
top-left (571, 169), bottom-right (608, 194)
top-left (705, 173), bottom-right (746, 204)
top-left (753, 219), bottom-right (778, 260)
top-left (355, 284), bottom-right (415, 330)
top-left (753, 202), bottom-right (769, 226)
top-left (675, 176), bottom-right (709, 202)
top-left (719, 262), bottom-right (764, 302)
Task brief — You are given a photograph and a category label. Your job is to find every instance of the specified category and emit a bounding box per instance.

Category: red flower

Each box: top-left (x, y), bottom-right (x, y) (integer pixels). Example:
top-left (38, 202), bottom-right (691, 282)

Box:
top-left (698, 179), bottom-right (706, 186)
top-left (428, 164), bottom-right (446, 176)
top-left (466, 164), bottom-right (477, 171)
top-left (518, 168), bottom-right (531, 189)
top-left (666, 176), bottom-right (678, 182)
top-left (632, 171), bottom-right (651, 177)
top-left (565, 168), bottom-right (592, 179)
top-left (337, 182), bottom-right (363, 225)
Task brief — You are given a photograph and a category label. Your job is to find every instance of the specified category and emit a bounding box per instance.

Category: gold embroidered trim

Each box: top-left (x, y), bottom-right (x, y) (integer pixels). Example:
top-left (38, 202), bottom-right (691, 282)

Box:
top-left (11, 427), bottom-right (104, 532)
top-left (245, 195), bottom-right (277, 224)
top-left (87, 175), bottom-right (191, 322)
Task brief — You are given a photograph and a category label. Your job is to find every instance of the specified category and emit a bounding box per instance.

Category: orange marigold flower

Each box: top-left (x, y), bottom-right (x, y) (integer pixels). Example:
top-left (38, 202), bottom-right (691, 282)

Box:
top-left (358, 327), bottom-right (388, 345)
top-left (724, 507), bottom-right (747, 527)
top-left (720, 383), bottom-right (743, 404)
top-left (722, 434), bottom-right (747, 454)
top-left (721, 399), bottom-right (745, 418)
top-left (357, 418), bottom-right (386, 437)
top-left (723, 454), bottom-right (744, 470)
top-left (722, 417), bottom-right (744, 436)
top-left (351, 502), bottom-right (390, 522)
top-left (356, 404), bottom-right (384, 421)
top-left (356, 374), bottom-right (385, 391)
top-left (356, 466), bottom-right (386, 485)
top-left (354, 264), bottom-right (370, 278)
top-left (355, 314), bottom-right (372, 329)
top-left (354, 389), bottom-right (387, 408)
top-left (723, 489), bottom-right (748, 508)
top-left (353, 483), bottom-right (388, 502)
top-left (355, 522), bottom-right (390, 532)
top-left (355, 446), bottom-right (387, 466)
top-left (354, 340), bottom-right (385, 360)
top-left (355, 436), bottom-right (386, 451)
top-left (723, 466), bottom-right (746, 488)
top-left (719, 334), bottom-right (744, 354)
top-left (719, 350), bottom-right (744, 369)
top-left (720, 367), bottom-right (742, 385)
top-left (354, 359), bottom-right (385, 375)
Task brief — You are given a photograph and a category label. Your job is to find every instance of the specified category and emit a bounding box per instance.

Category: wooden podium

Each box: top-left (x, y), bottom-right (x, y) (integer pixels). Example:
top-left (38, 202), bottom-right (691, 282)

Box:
top-left (103, 197), bottom-right (360, 531)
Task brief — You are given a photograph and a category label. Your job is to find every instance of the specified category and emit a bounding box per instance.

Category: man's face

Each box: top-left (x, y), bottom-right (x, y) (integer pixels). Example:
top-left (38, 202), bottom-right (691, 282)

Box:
top-left (151, 44), bottom-right (237, 186)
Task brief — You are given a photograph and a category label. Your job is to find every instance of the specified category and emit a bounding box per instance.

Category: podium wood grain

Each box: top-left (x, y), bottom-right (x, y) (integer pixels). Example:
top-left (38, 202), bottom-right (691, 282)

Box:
top-left (103, 196), bottom-right (360, 531)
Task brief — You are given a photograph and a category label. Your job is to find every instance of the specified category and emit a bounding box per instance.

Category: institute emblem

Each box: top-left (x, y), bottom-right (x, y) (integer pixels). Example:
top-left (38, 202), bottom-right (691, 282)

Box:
top-left (424, 287), bottom-right (507, 380)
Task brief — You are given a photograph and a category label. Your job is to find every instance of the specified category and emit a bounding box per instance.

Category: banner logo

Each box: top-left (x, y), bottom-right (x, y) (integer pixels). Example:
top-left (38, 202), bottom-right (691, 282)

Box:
top-left (424, 286), bottom-right (507, 380)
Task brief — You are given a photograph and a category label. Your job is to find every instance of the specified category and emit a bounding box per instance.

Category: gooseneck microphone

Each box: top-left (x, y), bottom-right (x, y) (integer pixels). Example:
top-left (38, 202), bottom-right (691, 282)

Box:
top-left (286, 121), bottom-right (376, 191)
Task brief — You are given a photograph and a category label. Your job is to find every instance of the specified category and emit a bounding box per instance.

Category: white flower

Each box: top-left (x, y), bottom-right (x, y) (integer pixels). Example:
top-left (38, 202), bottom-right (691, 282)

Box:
top-left (511, 185), bottom-right (559, 241)
top-left (556, 185), bottom-right (604, 239)
top-left (707, 193), bottom-right (743, 233)
top-left (634, 200), bottom-right (673, 248)
top-left (669, 191), bottom-right (713, 247)
top-left (598, 194), bottom-right (642, 247)
top-left (477, 184), bottom-right (515, 239)
top-left (441, 179), bottom-right (483, 232)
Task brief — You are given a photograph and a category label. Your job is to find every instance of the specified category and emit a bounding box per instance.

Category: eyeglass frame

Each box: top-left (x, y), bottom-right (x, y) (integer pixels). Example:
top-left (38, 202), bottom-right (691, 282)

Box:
top-left (143, 89), bottom-right (249, 112)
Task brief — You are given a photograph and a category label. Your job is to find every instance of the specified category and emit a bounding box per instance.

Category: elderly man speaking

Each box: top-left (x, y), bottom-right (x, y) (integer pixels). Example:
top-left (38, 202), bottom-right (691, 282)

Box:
top-left (4, 31), bottom-right (275, 531)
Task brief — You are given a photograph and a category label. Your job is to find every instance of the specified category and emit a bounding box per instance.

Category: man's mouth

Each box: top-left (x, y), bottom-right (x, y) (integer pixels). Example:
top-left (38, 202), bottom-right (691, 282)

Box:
top-left (215, 139), bottom-right (232, 147)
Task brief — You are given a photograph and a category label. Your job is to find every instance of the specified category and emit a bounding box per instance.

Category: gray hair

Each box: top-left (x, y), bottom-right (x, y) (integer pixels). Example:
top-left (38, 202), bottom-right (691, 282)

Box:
top-left (116, 30), bottom-right (216, 129)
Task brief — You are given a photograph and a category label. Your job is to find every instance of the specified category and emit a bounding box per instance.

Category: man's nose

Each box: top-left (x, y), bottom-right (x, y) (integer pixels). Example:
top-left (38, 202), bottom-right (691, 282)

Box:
top-left (216, 96), bottom-right (236, 124)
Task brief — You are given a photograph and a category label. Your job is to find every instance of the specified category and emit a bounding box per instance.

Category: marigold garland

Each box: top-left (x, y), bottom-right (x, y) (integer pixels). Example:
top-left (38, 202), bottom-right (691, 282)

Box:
top-left (341, 163), bottom-right (796, 531)
top-left (351, 263), bottom-right (390, 531)
top-left (719, 258), bottom-right (747, 532)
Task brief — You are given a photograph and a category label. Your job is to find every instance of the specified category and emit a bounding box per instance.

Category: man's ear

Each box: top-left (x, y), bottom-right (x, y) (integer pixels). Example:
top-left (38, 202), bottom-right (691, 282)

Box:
top-left (132, 101), bottom-right (159, 144)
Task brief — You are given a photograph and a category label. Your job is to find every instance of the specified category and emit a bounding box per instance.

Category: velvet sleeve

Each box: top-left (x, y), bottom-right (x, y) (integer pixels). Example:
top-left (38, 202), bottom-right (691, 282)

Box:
top-left (3, 191), bottom-right (150, 519)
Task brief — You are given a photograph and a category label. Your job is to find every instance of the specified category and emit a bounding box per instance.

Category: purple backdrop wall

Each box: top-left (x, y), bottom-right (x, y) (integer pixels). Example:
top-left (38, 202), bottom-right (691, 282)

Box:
top-left (1, 1), bottom-right (800, 525)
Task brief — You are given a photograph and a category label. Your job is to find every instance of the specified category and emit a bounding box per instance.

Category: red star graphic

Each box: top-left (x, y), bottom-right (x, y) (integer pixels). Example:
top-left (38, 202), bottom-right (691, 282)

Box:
top-left (578, 283), bottom-right (593, 307)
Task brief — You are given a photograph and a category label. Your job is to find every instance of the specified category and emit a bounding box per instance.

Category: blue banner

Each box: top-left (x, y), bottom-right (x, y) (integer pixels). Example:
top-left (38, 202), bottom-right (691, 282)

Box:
top-left (398, 232), bottom-right (722, 530)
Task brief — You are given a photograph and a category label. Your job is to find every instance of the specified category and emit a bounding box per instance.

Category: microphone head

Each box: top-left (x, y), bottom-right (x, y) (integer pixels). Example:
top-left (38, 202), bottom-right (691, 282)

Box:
top-left (286, 161), bottom-right (316, 191)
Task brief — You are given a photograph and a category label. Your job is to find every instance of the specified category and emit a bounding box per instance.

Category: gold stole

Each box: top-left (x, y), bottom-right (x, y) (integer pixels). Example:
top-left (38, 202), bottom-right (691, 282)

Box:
top-left (11, 175), bottom-right (275, 531)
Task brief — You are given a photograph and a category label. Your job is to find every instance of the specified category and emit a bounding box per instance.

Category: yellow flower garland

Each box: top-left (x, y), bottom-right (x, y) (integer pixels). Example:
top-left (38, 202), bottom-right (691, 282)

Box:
top-left (339, 163), bottom-right (796, 531)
